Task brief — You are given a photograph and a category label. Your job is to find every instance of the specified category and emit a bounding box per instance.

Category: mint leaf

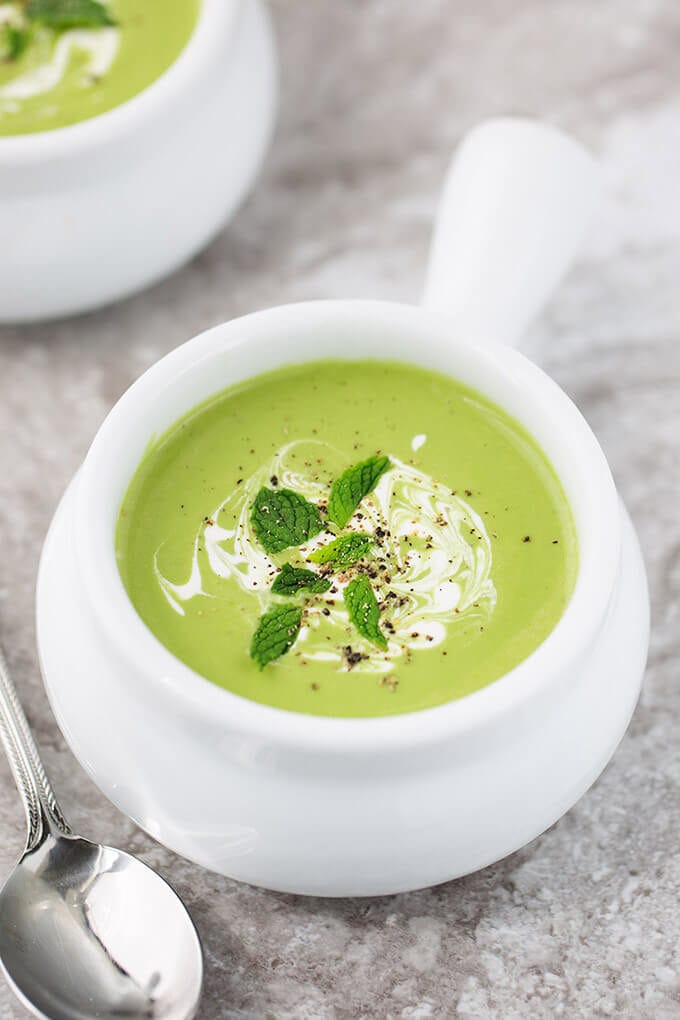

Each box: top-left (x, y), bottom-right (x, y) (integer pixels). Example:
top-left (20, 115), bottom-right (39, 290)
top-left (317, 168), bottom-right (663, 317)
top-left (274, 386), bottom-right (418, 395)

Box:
top-left (344, 575), bottom-right (387, 650)
top-left (309, 533), bottom-right (373, 569)
top-left (250, 603), bottom-right (302, 669)
top-left (3, 23), bottom-right (30, 60)
top-left (271, 563), bottom-right (331, 596)
top-left (26, 0), bottom-right (116, 28)
top-left (327, 456), bottom-right (391, 528)
top-left (251, 487), bottom-right (324, 554)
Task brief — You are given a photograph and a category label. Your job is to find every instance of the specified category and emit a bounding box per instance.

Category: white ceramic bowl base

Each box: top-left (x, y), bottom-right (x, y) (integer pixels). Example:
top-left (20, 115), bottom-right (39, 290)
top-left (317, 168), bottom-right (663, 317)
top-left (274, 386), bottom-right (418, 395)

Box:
top-left (38, 489), bottom-right (647, 895)
top-left (36, 121), bottom-right (650, 896)
top-left (0, 0), bottom-right (276, 323)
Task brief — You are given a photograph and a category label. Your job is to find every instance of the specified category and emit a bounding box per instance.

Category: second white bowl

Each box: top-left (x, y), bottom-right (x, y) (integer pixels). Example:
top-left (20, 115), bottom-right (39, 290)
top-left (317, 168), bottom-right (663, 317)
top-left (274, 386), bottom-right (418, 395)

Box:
top-left (0, 0), bottom-right (277, 323)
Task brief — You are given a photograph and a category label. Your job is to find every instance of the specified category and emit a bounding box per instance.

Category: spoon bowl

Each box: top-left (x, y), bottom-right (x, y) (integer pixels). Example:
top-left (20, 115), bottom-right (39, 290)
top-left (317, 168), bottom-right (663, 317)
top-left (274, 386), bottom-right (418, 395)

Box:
top-left (0, 835), bottom-right (203, 1020)
top-left (0, 643), bottom-right (204, 1017)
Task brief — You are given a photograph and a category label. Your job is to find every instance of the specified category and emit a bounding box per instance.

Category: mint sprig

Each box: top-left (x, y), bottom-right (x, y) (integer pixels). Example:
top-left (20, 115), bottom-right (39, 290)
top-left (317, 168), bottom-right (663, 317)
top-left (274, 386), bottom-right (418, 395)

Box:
top-left (2, 23), bottom-right (30, 60)
top-left (25, 0), bottom-right (116, 28)
top-left (250, 603), bottom-right (303, 670)
top-left (308, 533), bottom-right (373, 569)
top-left (327, 455), bottom-right (391, 528)
top-left (344, 575), bottom-right (387, 650)
top-left (251, 487), bottom-right (324, 554)
top-left (248, 457), bottom-right (396, 668)
top-left (271, 563), bottom-right (331, 596)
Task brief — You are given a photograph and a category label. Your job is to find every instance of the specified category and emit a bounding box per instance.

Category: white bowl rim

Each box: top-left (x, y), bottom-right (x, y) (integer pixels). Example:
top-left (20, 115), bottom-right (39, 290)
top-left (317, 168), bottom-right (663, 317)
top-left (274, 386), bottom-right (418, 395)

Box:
top-left (0, 0), bottom-right (239, 159)
top-left (71, 299), bottom-right (622, 753)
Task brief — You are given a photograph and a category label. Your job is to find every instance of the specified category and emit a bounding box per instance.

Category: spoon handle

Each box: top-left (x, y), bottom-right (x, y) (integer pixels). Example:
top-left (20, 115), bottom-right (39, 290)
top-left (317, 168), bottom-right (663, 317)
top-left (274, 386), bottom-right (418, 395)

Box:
top-left (0, 642), bottom-right (72, 850)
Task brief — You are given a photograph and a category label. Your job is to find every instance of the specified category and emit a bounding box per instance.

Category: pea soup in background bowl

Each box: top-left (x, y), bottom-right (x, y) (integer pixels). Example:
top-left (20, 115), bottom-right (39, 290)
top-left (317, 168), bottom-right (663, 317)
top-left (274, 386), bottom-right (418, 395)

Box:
top-left (0, 0), bottom-right (200, 135)
top-left (0, 0), bottom-right (276, 322)
top-left (36, 120), bottom-right (650, 896)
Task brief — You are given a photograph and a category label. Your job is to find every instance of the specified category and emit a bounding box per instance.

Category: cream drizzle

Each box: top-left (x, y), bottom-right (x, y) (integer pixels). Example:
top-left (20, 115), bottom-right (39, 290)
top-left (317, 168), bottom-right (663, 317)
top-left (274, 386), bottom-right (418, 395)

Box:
top-left (0, 4), bottom-right (119, 104)
top-left (155, 440), bottom-right (497, 672)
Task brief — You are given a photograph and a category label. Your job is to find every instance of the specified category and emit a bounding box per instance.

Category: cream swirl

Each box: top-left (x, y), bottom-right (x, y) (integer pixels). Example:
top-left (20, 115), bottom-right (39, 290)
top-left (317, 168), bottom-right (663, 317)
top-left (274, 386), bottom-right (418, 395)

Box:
top-left (0, 4), bottom-right (119, 105)
top-left (155, 439), bottom-right (497, 672)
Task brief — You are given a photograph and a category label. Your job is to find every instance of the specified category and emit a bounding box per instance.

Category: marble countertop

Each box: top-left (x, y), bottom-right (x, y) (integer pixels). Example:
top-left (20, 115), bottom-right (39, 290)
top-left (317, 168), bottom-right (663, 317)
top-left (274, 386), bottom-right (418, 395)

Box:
top-left (1, 1), bottom-right (679, 1016)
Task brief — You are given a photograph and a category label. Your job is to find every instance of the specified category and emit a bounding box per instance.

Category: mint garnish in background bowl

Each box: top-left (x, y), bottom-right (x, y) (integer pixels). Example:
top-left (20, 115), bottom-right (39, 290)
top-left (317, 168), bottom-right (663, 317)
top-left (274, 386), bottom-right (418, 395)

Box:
top-left (25, 0), bottom-right (116, 29)
top-left (1, 0), bottom-right (116, 63)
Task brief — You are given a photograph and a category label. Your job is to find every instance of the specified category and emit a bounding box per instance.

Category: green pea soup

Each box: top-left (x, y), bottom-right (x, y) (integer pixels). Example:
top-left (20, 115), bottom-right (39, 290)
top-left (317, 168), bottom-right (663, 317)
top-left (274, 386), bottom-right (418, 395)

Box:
top-left (0, 0), bottom-right (200, 136)
top-left (115, 359), bottom-right (578, 718)
top-left (114, 359), bottom-right (579, 718)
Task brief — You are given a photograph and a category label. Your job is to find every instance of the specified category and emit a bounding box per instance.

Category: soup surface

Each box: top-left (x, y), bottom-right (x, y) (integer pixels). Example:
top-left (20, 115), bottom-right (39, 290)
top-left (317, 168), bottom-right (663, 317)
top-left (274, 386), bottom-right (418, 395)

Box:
top-left (116, 359), bottom-right (578, 717)
top-left (0, 0), bottom-right (199, 135)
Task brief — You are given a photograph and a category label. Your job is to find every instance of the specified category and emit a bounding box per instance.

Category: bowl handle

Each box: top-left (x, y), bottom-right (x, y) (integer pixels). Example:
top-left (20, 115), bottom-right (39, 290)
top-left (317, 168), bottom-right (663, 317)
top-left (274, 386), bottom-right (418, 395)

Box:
top-left (421, 118), bottom-right (600, 348)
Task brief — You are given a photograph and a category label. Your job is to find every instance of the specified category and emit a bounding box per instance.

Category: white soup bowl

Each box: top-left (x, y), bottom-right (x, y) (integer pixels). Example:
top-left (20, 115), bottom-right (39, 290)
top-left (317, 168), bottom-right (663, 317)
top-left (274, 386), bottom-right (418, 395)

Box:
top-left (0, 0), bottom-right (276, 323)
top-left (36, 121), bottom-right (649, 896)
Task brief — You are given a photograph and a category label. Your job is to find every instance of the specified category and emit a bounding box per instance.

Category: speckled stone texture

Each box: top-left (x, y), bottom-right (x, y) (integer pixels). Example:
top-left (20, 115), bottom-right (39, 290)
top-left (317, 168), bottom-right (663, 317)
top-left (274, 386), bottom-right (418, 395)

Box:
top-left (0, 1), bottom-right (679, 1017)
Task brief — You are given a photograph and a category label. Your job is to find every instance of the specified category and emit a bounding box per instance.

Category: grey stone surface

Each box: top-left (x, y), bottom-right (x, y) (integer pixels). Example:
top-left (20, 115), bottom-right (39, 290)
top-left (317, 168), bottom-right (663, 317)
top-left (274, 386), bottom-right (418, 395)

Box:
top-left (0, 0), bottom-right (679, 1016)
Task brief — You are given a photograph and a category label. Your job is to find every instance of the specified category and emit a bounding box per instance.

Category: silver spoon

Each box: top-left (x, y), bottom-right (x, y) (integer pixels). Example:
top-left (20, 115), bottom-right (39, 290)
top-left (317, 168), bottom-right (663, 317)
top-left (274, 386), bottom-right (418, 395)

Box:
top-left (0, 642), bottom-right (203, 1019)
